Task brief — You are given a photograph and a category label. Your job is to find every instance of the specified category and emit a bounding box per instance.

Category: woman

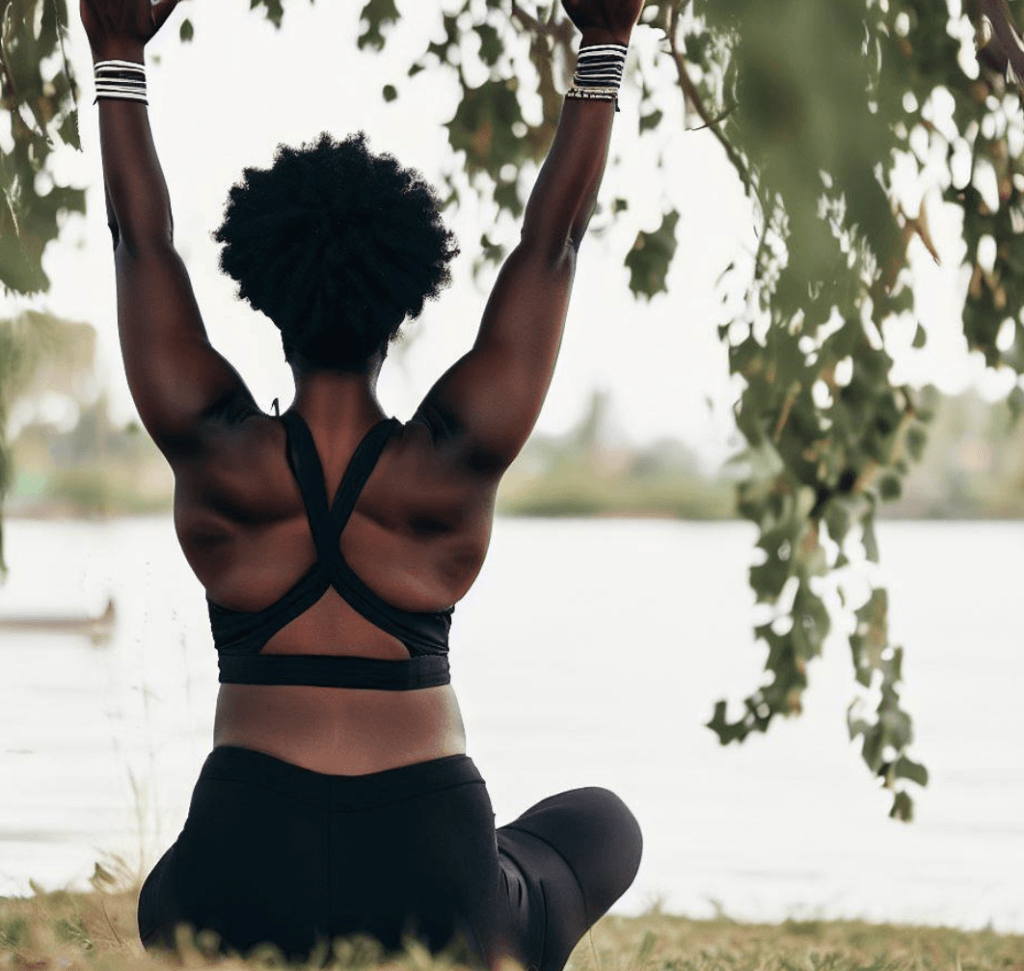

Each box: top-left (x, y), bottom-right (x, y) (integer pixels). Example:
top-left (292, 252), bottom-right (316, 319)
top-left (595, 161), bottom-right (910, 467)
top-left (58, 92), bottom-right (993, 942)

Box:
top-left (82, 0), bottom-right (645, 968)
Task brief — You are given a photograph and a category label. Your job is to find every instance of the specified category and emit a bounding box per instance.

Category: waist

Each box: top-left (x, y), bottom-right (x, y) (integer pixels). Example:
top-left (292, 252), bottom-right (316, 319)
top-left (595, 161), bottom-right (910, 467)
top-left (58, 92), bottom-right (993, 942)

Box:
top-left (213, 680), bottom-right (467, 775)
top-left (198, 744), bottom-right (483, 806)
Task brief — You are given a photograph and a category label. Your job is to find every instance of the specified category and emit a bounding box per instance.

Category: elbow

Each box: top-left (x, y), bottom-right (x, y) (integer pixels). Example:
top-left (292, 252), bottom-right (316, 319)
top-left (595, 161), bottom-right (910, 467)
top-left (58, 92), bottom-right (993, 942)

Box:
top-left (519, 216), bottom-right (587, 259)
top-left (568, 200), bottom-right (597, 252)
top-left (517, 226), bottom-right (578, 269)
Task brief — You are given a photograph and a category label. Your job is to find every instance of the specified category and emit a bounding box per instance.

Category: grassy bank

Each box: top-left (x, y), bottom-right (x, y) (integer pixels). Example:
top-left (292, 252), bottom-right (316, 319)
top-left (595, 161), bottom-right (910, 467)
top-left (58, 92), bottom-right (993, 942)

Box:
top-left (2, 873), bottom-right (1021, 971)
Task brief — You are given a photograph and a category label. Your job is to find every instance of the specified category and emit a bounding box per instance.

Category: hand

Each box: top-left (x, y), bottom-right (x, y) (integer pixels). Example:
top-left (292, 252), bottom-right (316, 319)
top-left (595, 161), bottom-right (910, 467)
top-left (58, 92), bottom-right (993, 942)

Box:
top-left (81, 0), bottom-right (186, 58)
top-left (561, 0), bottom-right (646, 42)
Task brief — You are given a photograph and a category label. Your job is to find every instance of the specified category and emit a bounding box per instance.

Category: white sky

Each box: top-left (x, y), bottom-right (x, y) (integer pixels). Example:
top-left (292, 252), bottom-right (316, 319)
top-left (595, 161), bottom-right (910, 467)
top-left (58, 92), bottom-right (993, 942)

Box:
top-left (5, 0), bottom-right (1021, 465)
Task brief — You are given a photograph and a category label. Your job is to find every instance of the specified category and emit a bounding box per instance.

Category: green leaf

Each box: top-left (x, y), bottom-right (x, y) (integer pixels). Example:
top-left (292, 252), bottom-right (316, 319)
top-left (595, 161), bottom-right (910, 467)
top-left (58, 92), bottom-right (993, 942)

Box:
top-left (479, 233), bottom-right (504, 266)
top-left (639, 109), bottom-right (663, 134)
top-left (179, 17), bottom-right (194, 42)
top-left (624, 209), bottom-right (680, 300)
top-left (445, 79), bottom-right (528, 185)
top-left (889, 790), bottom-right (913, 822)
top-left (905, 424), bottom-right (927, 461)
top-left (494, 178), bottom-right (523, 218)
top-left (382, 84), bottom-right (398, 103)
top-left (861, 723), bottom-right (884, 773)
top-left (474, 23), bottom-right (503, 67)
top-left (880, 710), bottom-right (912, 754)
top-left (878, 474), bottom-right (901, 501)
top-left (706, 700), bottom-right (747, 745)
top-left (894, 756), bottom-right (928, 787)
top-left (823, 496), bottom-right (852, 543)
top-left (357, 0), bottom-right (400, 51)
top-left (56, 108), bottom-right (80, 151)
top-left (249, 0), bottom-right (284, 28)
top-left (912, 321), bottom-right (927, 348)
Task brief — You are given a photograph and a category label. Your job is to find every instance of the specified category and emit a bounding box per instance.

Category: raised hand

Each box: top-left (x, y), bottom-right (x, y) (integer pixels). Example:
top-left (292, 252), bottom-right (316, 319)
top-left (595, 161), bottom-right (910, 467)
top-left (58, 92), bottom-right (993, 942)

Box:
top-left (81, 0), bottom-right (186, 57)
top-left (561, 0), bottom-right (646, 42)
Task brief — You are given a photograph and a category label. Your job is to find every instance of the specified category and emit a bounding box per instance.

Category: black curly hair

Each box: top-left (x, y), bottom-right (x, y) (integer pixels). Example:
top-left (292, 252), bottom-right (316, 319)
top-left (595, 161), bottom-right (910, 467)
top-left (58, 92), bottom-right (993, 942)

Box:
top-left (212, 131), bottom-right (460, 372)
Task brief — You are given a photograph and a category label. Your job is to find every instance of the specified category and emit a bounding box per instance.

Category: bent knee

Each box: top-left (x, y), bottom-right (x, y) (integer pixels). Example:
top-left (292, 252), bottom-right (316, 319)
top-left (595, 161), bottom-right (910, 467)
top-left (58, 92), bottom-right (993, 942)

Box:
top-left (502, 785), bottom-right (643, 930)
top-left (586, 787), bottom-right (642, 872)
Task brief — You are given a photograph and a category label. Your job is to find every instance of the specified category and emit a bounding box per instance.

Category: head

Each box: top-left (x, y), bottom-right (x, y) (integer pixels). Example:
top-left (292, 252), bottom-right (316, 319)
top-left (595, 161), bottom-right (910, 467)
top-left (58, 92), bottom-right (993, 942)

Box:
top-left (212, 131), bottom-right (460, 374)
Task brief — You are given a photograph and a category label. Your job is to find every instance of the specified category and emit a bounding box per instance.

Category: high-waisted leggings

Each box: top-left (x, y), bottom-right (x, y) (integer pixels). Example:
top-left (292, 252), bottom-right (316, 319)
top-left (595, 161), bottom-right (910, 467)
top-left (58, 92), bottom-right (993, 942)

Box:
top-left (137, 746), bottom-right (643, 971)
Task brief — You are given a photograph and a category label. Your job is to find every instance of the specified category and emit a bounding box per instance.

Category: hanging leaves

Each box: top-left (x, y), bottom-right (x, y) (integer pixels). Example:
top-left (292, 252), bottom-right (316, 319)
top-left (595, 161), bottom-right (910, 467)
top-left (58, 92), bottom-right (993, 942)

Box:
top-left (0, 0), bottom-right (86, 296)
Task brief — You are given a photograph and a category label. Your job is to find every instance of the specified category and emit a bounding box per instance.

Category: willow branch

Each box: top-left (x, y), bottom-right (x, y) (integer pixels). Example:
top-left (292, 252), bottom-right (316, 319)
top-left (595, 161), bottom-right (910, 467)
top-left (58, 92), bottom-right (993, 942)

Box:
top-left (665, 4), bottom-right (752, 189)
top-left (772, 381), bottom-right (802, 443)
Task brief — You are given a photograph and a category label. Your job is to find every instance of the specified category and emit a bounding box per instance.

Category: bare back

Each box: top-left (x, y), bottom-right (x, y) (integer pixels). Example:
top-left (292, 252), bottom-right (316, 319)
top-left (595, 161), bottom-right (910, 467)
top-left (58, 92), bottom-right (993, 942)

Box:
top-left (100, 0), bottom-right (631, 773)
top-left (173, 408), bottom-right (495, 774)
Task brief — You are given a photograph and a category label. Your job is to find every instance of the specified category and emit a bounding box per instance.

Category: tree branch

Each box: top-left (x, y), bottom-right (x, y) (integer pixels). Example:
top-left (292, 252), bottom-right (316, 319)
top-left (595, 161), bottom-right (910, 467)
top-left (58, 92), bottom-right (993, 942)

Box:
top-left (978, 0), bottom-right (1024, 98)
top-left (665, 4), bottom-right (752, 189)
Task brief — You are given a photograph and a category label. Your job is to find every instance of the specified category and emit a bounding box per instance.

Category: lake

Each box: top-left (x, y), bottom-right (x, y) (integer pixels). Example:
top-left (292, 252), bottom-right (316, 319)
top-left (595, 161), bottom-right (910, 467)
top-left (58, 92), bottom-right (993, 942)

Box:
top-left (0, 516), bottom-right (1021, 933)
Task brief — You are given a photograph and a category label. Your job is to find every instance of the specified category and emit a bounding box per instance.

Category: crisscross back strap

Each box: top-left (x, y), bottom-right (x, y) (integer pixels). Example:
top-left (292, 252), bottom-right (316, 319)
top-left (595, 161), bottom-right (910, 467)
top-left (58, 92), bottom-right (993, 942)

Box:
top-left (328, 418), bottom-right (400, 529)
top-left (280, 413), bottom-right (398, 574)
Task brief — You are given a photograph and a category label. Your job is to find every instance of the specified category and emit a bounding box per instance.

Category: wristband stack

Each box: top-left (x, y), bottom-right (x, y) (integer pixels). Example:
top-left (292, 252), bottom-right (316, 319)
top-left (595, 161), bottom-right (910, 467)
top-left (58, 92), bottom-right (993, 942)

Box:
top-left (566, 41), bottom-right (627, 112)
top-left (93, 60), bottom-right (148, 106)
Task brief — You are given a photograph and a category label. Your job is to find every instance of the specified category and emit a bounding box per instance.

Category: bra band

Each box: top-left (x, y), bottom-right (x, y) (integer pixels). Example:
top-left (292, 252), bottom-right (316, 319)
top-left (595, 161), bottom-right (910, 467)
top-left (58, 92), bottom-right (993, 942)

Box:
top-left (218, 653), bottom-right (451, 691)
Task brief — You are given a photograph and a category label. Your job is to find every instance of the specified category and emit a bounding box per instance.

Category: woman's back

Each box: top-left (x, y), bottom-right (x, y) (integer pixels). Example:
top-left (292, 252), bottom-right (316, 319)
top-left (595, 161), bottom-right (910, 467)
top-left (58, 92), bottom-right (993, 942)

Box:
top-left (172, 401), bottom-right (496, 774)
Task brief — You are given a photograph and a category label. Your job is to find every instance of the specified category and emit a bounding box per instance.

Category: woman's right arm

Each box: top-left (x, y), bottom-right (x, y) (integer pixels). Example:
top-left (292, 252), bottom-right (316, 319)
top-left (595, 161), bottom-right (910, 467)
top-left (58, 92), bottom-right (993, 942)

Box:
top-left (412, 4), bottom-right (643, 479)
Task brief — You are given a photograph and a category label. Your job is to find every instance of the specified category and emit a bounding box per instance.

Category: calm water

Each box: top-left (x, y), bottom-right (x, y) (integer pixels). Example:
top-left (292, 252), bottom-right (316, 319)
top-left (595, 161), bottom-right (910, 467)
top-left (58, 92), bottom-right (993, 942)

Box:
top-left (0, 516), bottom-right (1021, 932)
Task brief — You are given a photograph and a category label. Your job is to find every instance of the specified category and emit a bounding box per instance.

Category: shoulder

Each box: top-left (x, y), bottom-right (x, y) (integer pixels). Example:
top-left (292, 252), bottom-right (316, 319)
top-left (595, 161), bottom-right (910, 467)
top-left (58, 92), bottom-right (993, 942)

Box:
top-left (171, 403), bottom-right (297, 540)
top-left (367, 417), bottom-right (501, 532)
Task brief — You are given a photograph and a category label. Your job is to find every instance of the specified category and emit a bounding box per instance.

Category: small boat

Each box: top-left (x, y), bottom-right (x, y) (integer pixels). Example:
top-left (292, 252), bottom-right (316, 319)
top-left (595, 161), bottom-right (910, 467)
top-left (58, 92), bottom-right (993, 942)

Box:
top-left (0, 596), bottom-right (117, 644)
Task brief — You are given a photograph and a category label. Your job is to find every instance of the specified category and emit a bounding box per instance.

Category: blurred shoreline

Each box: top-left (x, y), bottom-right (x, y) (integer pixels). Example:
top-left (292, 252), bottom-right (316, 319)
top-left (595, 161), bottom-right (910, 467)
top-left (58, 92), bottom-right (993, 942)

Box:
top-left (4, 386), bottom-right (1023, 523)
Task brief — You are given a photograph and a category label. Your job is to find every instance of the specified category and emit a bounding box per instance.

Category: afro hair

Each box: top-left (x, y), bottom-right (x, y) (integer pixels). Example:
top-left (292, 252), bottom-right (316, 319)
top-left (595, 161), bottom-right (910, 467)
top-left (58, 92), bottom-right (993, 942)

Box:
top-left (212, 131), bottom-right (460, 372)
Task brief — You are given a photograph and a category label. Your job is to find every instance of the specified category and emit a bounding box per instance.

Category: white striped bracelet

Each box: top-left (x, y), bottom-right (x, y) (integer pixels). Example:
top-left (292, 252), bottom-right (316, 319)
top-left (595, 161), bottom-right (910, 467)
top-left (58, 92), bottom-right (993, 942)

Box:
top-left (93, 59), bottom-right (148, 106)
top-left (566, 41), bottom-right (627, 112)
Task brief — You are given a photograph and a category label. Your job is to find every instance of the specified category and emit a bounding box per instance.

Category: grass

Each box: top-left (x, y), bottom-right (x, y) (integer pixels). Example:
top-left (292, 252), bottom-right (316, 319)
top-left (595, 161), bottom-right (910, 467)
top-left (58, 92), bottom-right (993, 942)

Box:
top-left (1, 861), bottom-right (1021, 971)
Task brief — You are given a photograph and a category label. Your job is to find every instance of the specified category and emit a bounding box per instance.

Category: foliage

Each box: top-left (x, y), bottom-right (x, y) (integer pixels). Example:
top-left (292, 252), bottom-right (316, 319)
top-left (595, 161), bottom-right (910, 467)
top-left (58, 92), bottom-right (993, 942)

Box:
top-left (0, 0), bottom-right (83, 294)
top-left (4, 0), bottom-right (1024, 817)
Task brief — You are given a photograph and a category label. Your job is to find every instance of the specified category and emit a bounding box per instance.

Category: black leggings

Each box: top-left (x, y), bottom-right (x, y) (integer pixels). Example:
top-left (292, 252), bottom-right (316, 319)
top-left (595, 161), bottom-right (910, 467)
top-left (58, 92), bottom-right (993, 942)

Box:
top-left (137, 746), bottom-right (642, 971)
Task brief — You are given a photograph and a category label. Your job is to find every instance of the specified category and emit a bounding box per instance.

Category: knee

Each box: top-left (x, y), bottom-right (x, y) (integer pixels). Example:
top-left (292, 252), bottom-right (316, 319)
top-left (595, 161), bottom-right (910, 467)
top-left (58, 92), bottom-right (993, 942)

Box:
top-left (559, 787), bottom-right (641, 925)
top-left (582, 787), bottom-right (643, 880)
top-left (512, 785), bottom-right (643, 902)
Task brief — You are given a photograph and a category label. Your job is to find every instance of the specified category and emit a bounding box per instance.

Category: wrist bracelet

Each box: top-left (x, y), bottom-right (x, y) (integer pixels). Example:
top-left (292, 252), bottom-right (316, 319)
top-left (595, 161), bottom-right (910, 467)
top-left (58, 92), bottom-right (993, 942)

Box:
top-left (568, 41), bottom-right (627, 112)
top-left (93, 59), bottom-right (148, 106)
top-left (566, 86), bottom-right (621, 111)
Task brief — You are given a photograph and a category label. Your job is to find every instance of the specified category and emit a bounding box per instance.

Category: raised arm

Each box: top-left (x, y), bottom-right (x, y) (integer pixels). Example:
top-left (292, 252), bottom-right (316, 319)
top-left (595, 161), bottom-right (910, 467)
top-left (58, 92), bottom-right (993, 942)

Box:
top-left (82, 0), bottom-right (258, 460)
top-left (413, 0), bottom-right (645, 473)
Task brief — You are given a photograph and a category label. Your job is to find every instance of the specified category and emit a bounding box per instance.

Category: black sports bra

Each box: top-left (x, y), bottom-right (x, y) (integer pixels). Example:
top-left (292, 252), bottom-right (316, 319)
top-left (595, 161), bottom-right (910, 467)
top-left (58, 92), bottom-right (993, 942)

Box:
top-left (208, 412), bottom-right (453, 691)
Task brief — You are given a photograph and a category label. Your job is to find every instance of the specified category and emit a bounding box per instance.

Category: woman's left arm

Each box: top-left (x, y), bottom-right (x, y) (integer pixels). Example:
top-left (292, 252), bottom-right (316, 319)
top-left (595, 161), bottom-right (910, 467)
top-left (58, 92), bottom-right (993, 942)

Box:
top-left (84, 0), bottom-right (259, 462)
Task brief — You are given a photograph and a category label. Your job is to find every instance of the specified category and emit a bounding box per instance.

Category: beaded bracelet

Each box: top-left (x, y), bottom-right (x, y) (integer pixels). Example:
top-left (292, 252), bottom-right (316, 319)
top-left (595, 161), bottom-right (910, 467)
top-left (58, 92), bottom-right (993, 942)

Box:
top-left (567, 41), bottom-right (627, 111)
top-left (93, 59), bottom-right (148, 106)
